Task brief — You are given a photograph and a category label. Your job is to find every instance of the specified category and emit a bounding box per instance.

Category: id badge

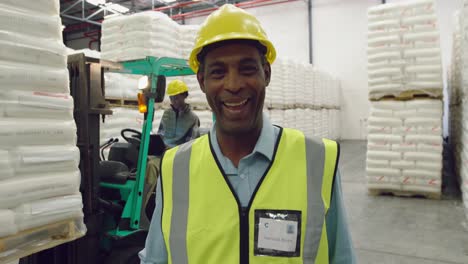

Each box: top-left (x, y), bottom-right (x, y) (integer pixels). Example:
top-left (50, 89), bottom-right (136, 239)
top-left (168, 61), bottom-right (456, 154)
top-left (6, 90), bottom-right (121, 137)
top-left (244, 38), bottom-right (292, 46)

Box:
top-left (254, 210), bottom-right (302, 257)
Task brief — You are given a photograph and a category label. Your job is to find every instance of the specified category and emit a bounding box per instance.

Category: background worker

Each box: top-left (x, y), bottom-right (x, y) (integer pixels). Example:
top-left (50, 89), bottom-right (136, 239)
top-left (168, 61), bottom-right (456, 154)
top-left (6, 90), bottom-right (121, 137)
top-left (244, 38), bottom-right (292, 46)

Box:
top-left (157, 79), bottom-right (200, 148)
top-left (140, 4), bottom-right (355, 264)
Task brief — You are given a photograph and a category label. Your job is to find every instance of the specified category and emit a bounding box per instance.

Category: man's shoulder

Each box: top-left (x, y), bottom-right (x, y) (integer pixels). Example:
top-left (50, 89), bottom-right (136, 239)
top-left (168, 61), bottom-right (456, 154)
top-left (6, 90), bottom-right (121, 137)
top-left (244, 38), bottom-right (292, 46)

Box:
top-left (162, 108), bottom-right (174, 116)
top-left (280, 127), bottom-right (338, 146)
top-left (166, 134), bottom-right (208, 153)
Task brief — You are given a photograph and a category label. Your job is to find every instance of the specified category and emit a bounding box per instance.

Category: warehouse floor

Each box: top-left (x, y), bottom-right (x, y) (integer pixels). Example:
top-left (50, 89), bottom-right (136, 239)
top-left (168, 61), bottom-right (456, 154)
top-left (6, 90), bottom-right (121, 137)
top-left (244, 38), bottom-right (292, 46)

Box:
top-left (339, 141), bottom-right (468, 264)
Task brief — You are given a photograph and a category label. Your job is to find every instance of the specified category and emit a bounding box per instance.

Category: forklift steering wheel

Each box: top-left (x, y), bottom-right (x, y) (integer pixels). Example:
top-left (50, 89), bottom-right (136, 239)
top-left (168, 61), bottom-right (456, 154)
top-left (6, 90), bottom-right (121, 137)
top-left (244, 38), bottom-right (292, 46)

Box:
top-left (121, 129), bottom-right (142, 144)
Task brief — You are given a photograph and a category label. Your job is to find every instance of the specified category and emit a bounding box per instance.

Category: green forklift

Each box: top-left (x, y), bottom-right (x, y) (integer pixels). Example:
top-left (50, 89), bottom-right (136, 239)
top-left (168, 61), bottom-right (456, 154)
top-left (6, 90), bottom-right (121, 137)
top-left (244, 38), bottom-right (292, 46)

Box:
top-left (97, 56), bottom-right (195, 263)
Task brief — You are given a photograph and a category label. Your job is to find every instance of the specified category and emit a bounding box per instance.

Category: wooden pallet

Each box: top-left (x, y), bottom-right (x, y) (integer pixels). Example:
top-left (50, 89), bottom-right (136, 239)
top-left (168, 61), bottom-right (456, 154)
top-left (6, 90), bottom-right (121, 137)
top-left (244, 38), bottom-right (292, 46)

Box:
top-left (368, 188), bottom-right (441, 200)
top-left (0, 218), bottom-right (84, 262)
top-left (369, 89), bottom-right (443, 101)
top-left (266, 104), bottom-right (336, 110)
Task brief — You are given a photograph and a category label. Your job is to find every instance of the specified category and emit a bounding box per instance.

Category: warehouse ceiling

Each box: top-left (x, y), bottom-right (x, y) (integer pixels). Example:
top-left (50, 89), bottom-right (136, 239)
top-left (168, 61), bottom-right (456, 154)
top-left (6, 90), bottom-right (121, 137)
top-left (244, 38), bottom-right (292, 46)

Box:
top-left (60, 0), bottom-right (297, 48)
top-left (61, 0), bottom-right (237, 33)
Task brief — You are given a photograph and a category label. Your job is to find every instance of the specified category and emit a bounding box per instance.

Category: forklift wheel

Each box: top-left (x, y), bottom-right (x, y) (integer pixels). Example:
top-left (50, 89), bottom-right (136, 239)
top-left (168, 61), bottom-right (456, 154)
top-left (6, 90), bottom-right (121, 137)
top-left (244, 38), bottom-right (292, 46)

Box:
top-left (105, 246), bottom-right (142, 264)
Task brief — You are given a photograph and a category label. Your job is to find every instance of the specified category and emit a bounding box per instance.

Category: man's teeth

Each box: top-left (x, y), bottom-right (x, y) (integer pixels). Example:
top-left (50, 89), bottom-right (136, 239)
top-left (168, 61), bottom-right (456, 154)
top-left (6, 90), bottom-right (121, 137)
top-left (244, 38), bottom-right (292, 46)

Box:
top-left (224, 99), bottom-right (248, 107)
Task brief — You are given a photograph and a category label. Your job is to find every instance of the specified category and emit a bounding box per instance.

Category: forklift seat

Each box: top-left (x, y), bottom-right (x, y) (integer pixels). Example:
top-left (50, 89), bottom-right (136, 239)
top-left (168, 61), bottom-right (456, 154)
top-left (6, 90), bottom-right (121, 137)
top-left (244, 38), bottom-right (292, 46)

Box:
top-left (99, 161), bottom-right (131, 184)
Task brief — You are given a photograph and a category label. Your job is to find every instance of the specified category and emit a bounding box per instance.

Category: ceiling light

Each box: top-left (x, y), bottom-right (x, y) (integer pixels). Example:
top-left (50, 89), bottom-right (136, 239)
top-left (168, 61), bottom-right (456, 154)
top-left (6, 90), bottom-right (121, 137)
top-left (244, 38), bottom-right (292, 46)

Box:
top-left (160, 0), bottom-right (177, 3)
top-left (86, 0), bottom-right (106, 6)
top-left (107, 3), bottom-right (130, 13)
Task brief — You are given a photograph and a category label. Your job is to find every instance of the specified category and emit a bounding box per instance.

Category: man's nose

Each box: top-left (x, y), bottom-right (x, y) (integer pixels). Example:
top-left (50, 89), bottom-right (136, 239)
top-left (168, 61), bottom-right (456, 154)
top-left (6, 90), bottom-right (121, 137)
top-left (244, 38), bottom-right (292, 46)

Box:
top-left (224, 70), bottom-right (242, 94)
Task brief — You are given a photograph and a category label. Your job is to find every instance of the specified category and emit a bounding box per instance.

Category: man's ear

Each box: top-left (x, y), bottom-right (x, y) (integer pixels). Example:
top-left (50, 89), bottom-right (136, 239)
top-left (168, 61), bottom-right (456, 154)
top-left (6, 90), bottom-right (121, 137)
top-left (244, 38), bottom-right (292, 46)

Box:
top-left (263, 63), bottom-right (271, 86)
top-left (197, 71), bottom-right (206, 93)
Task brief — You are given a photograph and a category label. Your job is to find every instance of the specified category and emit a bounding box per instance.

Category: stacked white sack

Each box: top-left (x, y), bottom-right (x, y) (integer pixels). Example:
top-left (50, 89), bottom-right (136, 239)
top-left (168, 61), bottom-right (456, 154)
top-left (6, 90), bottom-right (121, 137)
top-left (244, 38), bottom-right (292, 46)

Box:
top-left (105, 73), bottom-right (142, 99)
top-left (0, 0), bottom-right (84, 259)
top-left (0, 194), bottom-right (83, 237)
top-left (193, 110), bottom-right (214, 131)
top-left (267, 58), bottom-right (340, 109)
top-left (101, 11), bottom-right (180, 61)
top-left (181, 75), bottom-right (207, 109)
top-left (267, 59), bottom-right (286, 108)
top-left (179, 25), bottom-right (200, 59)
top-left (265, 109), bottom-right (340, 140)
top-left (366, 99), bottom-right (443, 193)
top-left (367, 0), bottom-right (443, 99)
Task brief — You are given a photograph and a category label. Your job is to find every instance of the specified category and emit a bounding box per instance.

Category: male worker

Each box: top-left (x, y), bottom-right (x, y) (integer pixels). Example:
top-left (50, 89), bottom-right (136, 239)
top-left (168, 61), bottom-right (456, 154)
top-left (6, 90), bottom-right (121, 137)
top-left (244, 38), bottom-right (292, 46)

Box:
top-left (157, 79), bottom-right (200, 148)
top-left (140, 4), bottom-right (355, 264)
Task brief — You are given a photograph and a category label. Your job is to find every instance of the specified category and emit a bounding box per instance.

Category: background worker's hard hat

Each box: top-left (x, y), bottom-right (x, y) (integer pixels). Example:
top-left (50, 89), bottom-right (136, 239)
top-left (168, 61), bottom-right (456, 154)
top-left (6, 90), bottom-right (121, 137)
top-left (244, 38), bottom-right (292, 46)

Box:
top-left (188, 4), bottom-right (276, 73)
top-left (167, 80), bottom-right (189, 96)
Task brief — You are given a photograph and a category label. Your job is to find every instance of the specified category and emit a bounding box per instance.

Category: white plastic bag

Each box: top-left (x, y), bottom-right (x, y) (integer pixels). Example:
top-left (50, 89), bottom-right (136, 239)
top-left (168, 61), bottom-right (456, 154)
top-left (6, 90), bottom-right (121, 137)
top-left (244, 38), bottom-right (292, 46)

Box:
top-left (390, 160), bottom-right (415, 169)
top-left (0, 171), bottom-right (81, 209)
top-left (14, 194), bottom-right (83, 231)
top-left (0, 119), bottom-right (77, 147)
top-left (367, 150), bottom-right (402, 160)
top-left (0, 7), bottom-right (62, 40)
top-left (0, 90), bottom-right (73, 120)
top-left (367, 167), bottom-right (401, 177)
top-left (0, 210), bottom-right (17, 237)
top-left (0, 61), bottom-right (69, 93)
top-left (403, 151), bottom-right (441, 162)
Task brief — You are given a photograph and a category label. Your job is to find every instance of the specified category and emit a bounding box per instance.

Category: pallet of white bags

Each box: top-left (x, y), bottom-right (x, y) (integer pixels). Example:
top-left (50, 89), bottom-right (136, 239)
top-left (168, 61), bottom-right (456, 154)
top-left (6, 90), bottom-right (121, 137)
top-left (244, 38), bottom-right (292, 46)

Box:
top-left (368, 188), bottom-right (441, 200)
top-left (0, 218), bottom-right (85, 263)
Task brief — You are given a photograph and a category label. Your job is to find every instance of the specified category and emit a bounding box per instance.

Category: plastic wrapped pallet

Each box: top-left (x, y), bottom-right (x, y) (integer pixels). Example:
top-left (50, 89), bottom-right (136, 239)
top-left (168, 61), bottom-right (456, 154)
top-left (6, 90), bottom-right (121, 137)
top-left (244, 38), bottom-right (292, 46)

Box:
top-left (0, 1), bottom-right (85, 262)
top-left (367, 0), bottom-right (443, 100)
top-left (179, 25), bottom-right (200, 59)
top-left (194, 110), bottom-right (214, 132)
top-left (366, 99), bottom-right (443, 194)
top-left (182, 75), bottom-right (208, 109)
top-left (104, 73), bottom-right (142, 99)
top-left (101, 11), bottom-right (180, 61)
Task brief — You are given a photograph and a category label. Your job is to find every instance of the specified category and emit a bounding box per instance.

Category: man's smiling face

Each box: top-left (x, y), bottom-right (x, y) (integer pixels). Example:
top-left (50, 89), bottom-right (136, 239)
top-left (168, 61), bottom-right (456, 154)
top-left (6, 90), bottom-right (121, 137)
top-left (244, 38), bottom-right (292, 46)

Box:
top-left (197, 42), bottom-right (271, 135)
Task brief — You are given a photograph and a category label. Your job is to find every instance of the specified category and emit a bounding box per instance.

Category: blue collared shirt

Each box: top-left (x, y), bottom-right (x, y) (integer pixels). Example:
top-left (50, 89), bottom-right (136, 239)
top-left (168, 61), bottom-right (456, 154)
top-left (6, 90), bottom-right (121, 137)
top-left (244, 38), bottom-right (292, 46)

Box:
top-left (140, 114), bottom-right (356, 264)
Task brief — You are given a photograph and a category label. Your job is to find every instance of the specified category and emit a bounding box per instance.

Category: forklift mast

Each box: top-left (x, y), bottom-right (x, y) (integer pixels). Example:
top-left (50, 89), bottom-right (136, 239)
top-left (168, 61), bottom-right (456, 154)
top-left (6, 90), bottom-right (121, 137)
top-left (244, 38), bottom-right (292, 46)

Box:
top-left (104, 56), bottom-right (194, 233)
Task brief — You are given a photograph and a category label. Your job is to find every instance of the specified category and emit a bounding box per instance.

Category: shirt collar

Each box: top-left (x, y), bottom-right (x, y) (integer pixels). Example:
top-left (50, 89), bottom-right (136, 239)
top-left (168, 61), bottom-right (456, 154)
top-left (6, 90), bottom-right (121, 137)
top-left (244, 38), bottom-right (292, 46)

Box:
top-left (171, 103), bottom-right (191, 113)
top-left (210, 112), bottom-right (275, 161)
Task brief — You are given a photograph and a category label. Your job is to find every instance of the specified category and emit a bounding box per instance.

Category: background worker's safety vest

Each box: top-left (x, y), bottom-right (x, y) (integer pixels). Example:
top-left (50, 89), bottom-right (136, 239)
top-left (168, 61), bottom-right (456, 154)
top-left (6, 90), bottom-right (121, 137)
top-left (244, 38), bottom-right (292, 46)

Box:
top-left (161, 128), bottom-right (339, 264)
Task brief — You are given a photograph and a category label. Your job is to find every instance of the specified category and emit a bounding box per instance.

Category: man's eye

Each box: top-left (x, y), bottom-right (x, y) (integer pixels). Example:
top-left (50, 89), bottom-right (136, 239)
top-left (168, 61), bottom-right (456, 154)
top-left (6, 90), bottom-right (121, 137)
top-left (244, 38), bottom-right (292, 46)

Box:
top-left (240, 66), bottom-right (258, 74)
top-left (210, 69), bottom-right (224, 75)
top-left (210, 69), bottom-right (224, 78)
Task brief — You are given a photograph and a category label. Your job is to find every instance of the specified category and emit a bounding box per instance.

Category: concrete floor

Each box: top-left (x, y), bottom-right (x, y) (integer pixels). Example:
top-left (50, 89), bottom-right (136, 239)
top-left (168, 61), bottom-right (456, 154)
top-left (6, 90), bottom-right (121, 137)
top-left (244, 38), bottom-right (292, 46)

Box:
top-left (339, 140), bottom-right (468, 264)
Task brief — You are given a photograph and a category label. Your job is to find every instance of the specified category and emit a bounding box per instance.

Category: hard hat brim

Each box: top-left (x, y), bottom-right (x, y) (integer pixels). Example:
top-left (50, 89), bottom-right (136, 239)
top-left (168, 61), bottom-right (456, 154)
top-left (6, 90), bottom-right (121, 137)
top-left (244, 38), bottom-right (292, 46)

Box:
top-left (189, 33), bottom-right (276, 73)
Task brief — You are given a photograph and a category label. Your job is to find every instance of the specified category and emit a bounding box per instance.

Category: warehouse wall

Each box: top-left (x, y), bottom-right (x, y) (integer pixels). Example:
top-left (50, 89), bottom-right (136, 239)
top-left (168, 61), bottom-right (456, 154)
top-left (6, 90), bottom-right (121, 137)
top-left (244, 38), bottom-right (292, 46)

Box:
top-left (185, 1), bottom-right (310, 62)
top-left (312, 0), bottom-right (379, 140)
top-left (64, 32), bottom-right (100, 51)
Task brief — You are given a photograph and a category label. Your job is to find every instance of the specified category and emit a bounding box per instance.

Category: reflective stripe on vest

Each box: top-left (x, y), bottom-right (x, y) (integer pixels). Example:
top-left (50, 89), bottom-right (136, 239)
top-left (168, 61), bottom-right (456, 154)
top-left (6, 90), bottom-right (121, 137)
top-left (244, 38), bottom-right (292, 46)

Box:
top-left (161, 128), bottom-right (339, 264)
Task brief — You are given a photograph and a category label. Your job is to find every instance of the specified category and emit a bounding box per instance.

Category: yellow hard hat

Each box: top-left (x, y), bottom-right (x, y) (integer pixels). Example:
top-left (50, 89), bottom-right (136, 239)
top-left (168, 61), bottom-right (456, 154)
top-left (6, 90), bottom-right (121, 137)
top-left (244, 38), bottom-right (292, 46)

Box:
top-left (188, 4), bottom-right (276, 73)
top-left (167, 80), bottom-right (189, 96)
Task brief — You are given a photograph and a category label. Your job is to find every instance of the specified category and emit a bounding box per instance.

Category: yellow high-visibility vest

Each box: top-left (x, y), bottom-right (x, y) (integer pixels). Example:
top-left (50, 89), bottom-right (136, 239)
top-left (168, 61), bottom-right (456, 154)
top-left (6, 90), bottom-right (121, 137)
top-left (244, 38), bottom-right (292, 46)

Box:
top-left (161, 128), bottom-right (339, 264)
